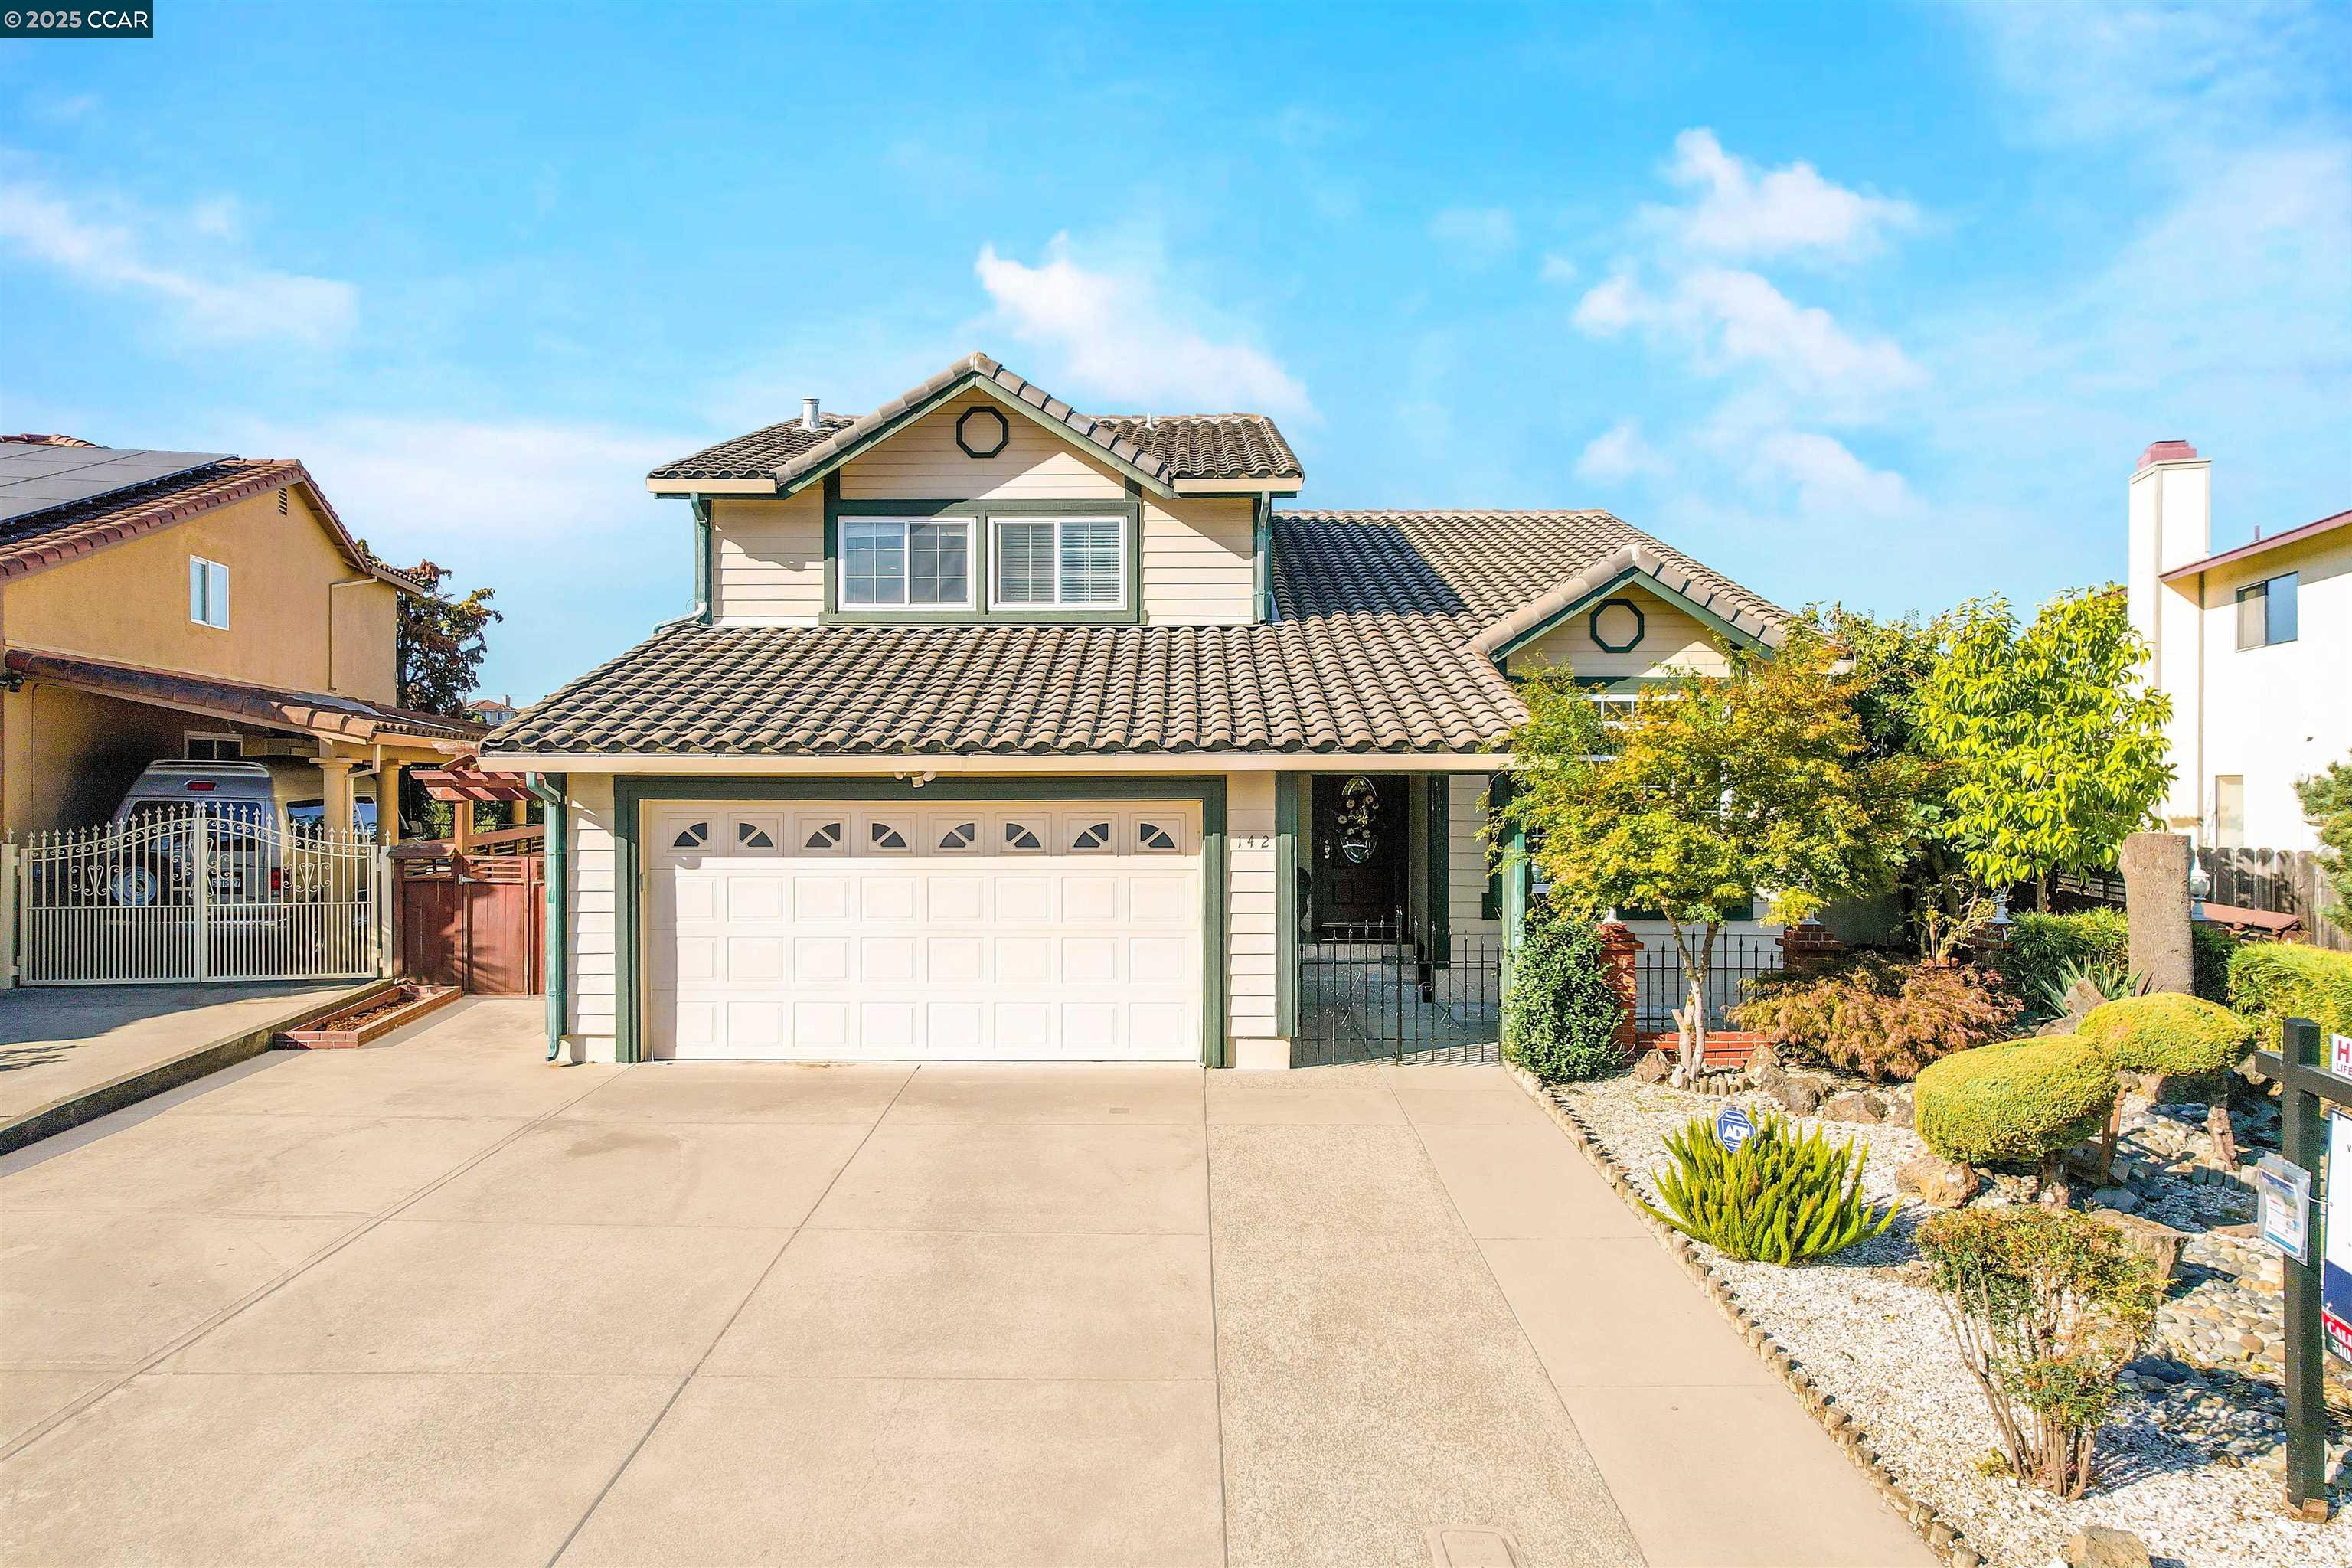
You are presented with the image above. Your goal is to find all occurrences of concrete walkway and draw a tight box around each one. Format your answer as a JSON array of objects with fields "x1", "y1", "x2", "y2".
[
  {"x1": 0, "y1": 982, "x2": 363, "y2": 1152},
  {"x1": 0, "y1": 1000, "x2": 1930, "y2": 1566}
]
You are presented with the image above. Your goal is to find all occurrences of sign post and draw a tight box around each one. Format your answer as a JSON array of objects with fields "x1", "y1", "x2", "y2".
[{"x1": 2253, "y1": 1018, "x2": 2349, "y2": 1522}]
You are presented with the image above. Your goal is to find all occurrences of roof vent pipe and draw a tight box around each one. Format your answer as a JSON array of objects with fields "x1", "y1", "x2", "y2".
[{"x1": 801, "y1": 397, "x2": 821, "y2": 433}]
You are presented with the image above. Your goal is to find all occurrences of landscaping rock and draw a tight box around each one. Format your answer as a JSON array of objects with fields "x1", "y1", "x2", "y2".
[
  {"x1": 1821, "y1": 1090, "x2": 1882, "y2": 1124},
  {"x1": 2094, "y1": 1209, "x2": 2187, "y2": 1283},
  {"x1": 1632, "y1": 1049, "x2": 1675, "y2": 1085},
  {"x1": 1766, "y1": 1076, "x2": 1821, "y2": 1116},
  {"x1": 2090, "y1": 1184, "x2": 2141, "y2": 1214},
  {"x1": 1896, "y1": 1155, "x2": 1978, "y2": 1209},
  {"x1": 2063, "y1": 1524, "x2": 2152, "y2": 1568},
  {"x1": 1743, "y1": 1040, "x2": 1783, "y2": 1085}
]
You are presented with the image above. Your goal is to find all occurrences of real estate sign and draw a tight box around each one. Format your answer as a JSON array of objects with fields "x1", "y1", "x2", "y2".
[{"x1": 2326, "y1": 1108, "x2": 2351, "y2": 1364}]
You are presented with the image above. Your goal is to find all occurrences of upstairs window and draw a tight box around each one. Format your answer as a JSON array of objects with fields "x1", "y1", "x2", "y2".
[
  {"x1": 841, "y1": 518, "x2": 972, "y2": 609},
  {"x1": 993, "y1": 517, "x2": 1125, "y2": 609},
  {"x1": 189, "y1": 557, "x2": 230, "y2": 629},
  {"x1": 2236, "y1": 572, "x2": 2298, "y2": 648}
]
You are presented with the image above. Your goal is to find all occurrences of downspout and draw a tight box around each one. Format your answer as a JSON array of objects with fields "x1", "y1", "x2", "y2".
[
  {"x1": 526, "y1": 771, "x2": 569, "y2": 1062},
  {"x1": 691, "y1": 496, "x2": 714, "y2": 626}
]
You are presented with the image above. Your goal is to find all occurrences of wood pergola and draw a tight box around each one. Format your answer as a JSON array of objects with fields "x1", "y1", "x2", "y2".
[{"x1": 408, "y1": 759, "x2": 541, "y2": 854}]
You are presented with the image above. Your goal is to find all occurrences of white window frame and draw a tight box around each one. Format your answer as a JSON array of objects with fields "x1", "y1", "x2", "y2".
[
  {"x1": 989, "y1": 515, "x2": 1128, "y2": 610},
  {"x1": 189, "y1": 556, "x2": 230, "y2": 629},
  {"x1": 838, "y1": 516, "x2": 975, "y2": 611}
]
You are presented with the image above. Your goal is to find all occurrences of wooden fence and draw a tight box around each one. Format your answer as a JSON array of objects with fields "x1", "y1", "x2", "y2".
[
  {"x1": 392, "y1": 848, "x2": 544, "y2": 994},
  {"x1": 2205, "y1": 847, "x2": 2348, "y2": 952}
]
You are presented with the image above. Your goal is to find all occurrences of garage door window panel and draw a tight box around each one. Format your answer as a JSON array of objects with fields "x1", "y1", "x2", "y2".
[
  {"x1": 798, "y1": 817, "x2": 845, "y2": 854},
  {"x1": 932, "y1": 818, "x2": 979, "y2": 853},
  {"x1": 1001, "y1": 819, "x2": 1045, "y2": 852}
]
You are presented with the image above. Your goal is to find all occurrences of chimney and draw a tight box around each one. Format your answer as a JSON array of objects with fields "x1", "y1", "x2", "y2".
[
  {"x1": 2125, "y1": 437, "x2": 2210, "y2": 837},
  {"x1": 801, "y1": 397, "x2": 821, "y2": 433}
]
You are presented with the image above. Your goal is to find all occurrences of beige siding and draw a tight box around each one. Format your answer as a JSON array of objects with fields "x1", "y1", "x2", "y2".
[
  {"x1": 1513, "y1": 586, "x2": 1731, "y2": 679},
  {"x1": 567, "y1": 773, "x2": 619, "y2": 1063},
  {"x1": 838, "y1": 390, "x2": 1126, "y2": 501},
  {"x1": 1449, "y1": 773, "x2": 1501, "y2": 942},
  {"x1": 1142, "y1": 495, "x2": 1255, "y2": 624},
  {"x1": 711, "y1": 492, "x2": 825, "y2": 626},
  {"x1": 1227, "y1": 772, "x2": 1281, "y2": 1047}
]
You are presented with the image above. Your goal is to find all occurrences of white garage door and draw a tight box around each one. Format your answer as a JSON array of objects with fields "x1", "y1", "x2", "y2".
[{"x1": 647, "y1": 800, "x2": 1203, "y2": 1061}]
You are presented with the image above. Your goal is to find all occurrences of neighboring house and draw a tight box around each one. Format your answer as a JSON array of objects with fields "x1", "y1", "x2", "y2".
[
  {"x1": 2126, "y1": 439, "x2": 2349, "y2": 853},
  {"x1": 0, "y1": 436, "x2": 483, "y2": 841},
  {"x1": 465, "y1": 694, "x2": 524, "y2": 728},
  {"x1": 482, "y1": 353, "x2": 1792, "y2": 1068}
]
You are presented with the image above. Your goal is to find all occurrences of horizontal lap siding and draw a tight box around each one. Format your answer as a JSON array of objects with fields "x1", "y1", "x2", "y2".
[
  {"x1": 1142, "y1": 496, "x2": 1254, "y2": 625},
  {"x1": 1449, "y1": 773, "x2": 1500, "y2": 942},
  {"x1": 567, "y1": 773, "x2": 619, "y2": 1062},
  {"x1": 1514, "y1": 587, "x2": 1730, "y2": 679},
  {"x1": 839, "y1": 392, "x2": 1126, "y2": 501},
  {"x1": 1227, "y1": 773, "x2": 1279, "y2": 1040},
  {"x1": 713, "y1": 494, "x2": 823, "y2": 626}
]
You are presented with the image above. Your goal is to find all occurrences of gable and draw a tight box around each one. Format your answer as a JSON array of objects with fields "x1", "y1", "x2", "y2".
[
  {"x1": 838, "y1": 390, "x2": 1129, "y2": 502},
  {"x1": 1504, "y1": 583, "x2": 1740, "y2": 680}
]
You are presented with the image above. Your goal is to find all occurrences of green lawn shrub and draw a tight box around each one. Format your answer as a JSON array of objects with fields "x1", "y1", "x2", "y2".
[
  {"x1": 2076, "y1": 993, "x2": 2252, "y2": 1077},
  {"x1": 1913, "y1": 1037, "x2": 2117, "y2": 1166},
  {"x1": 1645, "y1": 1109, "x2": 1895, "y2": 1264},
  {"x1": 1502, "y1": 900, "x2": 1627, "y2": 1083},
  {"x1": 1733, "y1": 954, "x2": 2019, "y2": 1082},
  {"x1": 2190, "y1": 923, "x2": 2239, "y2": 1004},
  {"x1": 1997, "y1": 910, "x2": 2129, "y2": 1016},
  {"x1": 2226, "y1": 941, "x2": 2352, "y2": 1047},
  {"x1": 1916, "y1": 1207, "x2": 2161, "y2": 1498}
]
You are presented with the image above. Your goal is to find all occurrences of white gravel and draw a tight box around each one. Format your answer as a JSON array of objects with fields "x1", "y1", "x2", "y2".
[{"x1": 1555, "y1": 1074, "x2": 2352, "y2": 1568}]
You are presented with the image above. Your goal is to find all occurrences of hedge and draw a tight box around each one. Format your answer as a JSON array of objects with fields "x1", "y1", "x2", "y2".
[
  {"x1": 2077, "y1": 993, "x2": 2252, "y2": 1077},
  {"x1": 1914, "y1": 1036, "x2": 2118, "y2": 1166},
  {"x1": 1999, "y1": 910, "x2": 2128, "y2": 1011},
  {"x1": 2226, "y1": 942, "x2": 2352, "y2": 1047},
  {"x1": 1502, "y1": 901, "x2": 1628, "y2": 1083}
]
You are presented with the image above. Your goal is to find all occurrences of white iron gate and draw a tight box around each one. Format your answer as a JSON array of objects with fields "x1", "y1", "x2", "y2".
[{"x1": 13, "y1": 803, "x2": 384, "y2": 985}]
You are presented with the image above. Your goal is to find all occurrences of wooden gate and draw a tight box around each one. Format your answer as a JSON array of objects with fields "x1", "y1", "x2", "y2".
[{"x1": 393, "y1": 848, "x2": 543, "y2": 995}]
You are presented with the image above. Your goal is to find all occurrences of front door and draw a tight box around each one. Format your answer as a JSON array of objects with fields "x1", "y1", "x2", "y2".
[{"x1": 1311, "y1": 773, "x2": 1406, "y2": 933}]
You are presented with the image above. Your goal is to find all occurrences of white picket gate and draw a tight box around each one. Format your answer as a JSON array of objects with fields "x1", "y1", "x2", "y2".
[{"x1": 11, "y1": 804, "x2": 385, "y2": 985}]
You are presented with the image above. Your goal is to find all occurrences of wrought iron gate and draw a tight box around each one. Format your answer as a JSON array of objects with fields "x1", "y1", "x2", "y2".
[
  {"x1": 1298, "y1": 924, "x2": 1503, "y2": 1067},
  {"x1": 14, "y1": 804, "x2": 384, "y2": 985}
]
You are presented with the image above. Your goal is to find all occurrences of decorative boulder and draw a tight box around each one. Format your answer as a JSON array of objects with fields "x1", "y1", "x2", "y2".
[
  {"x1": 1913, "y1": 1037, "x2": 2118, "y2": 1167},
  {"x1": 2063, "y1": 1524, "x2": 2153, "y2": 1568},
  {"x1": 1632, "y1": 1049, "x2": 1675, "y2": 1085},
  {"x1": 2092, "y1": 1210, "x2": 2186, "y2": 1284},
  {"x1": 1821, "y1": 1090, "x2": 1883, "y2": 1124},
  {"x1": 1766, "y1": 1076, "x2": 1821, "y2": 1116},
  {"x1": 1896, "y1": 1155, "x2": 1978, "y2": 1209},
  {"x1": 1743, "y1": 1040, "x2": 1784, "y2": 1085}
]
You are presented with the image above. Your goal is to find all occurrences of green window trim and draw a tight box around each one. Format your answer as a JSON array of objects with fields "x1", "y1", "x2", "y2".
[
  {"x1": 611, "y1": 774, "x2": 1228, "y2": 1067},
  {"x1": 821, "y1": 488, "x2": 1146, "y2": 626},
  {"x1": 1426, "y1": 774, "x2": 1450, "y2": 959}
]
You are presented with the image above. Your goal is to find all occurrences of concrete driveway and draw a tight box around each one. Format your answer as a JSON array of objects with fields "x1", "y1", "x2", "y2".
[{"x1": 0, "y1": 1000, "x2": 1929, "y2": 1567}]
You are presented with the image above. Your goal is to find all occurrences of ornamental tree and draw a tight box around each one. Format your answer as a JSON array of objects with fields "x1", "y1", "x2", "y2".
[
  {"x1": 365, "y1": 550, "x2": 501, "y2": 717},
  {"x1": 1498, "y1": 632, "x2": 1912, "y2": 1080},
  {"x1": 1916, "y1": 588, "x2": 2172, "y2": 910},
  {"x1": 2295, "y1": 754, "x2": 2352, "y2": 932}
]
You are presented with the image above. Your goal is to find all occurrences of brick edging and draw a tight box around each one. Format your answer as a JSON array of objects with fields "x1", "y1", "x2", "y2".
[{"x1": 1504, "y1": 1061, "x2": 1981, "y2": 1568}]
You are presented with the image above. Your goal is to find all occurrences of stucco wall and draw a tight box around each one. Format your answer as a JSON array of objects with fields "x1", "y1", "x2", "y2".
[
  {"x1": 2, "y1": 485, "x2": 398, "y2": 702},
  {"x1": 1, "y1": 684, "x2": 185, "y2": 836}
]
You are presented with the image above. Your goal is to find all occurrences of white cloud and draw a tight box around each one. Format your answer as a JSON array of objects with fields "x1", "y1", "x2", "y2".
[
  {"x1": 974, "y1": 235, "x2": 1312, "y2": 418},
  {"x1": 0, "y1": 178, "x2": 355, "y2": 349},
  {"x1": 1537, "y1": 253, "x2": 1579, "y2": 286},
  {"x1": 1427, "y1": 206, "x2": 1518, "y2": 268},
  {"x1": 1752, "y1": 430, "x2": 1913, "y2": 519},
  {"x1": 231, "y1": 413, "x2": 688, "y2": 553},
  {"x1": 27, "y1": 90, "x2": 100, "y2": 123},
  {"x1": 1575, "y1": 419, "x2": 1664, "y2": 483},
  {"x1": 1574, "y1": 265, "x2": 1922, "y2": 404},
  {"x1": 1646, "y1": 128, "x2": 1916, "y2": 262}
]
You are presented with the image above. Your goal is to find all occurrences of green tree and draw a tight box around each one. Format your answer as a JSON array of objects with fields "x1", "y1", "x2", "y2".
[
  {"x1": 1498, "y1": 633, "x2": 1910, "y2": 1080},
  {"x1": 1916, "y1": 588, "x2": 2172, "y2": 910},
  {"x1": 2297, "y1": 755, "x2": 2352, "y2": 931},
  {"x1": 371, "y1": 553, "x2": 501, "y2": 717}
]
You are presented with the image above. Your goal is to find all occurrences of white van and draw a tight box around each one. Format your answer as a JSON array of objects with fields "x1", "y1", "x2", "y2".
[{"x1": 98, "y1": 760, "x2": 379, "y2": 906}]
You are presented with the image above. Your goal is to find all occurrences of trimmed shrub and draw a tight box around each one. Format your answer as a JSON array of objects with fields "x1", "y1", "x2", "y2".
[
  {"x1": 1916, "y1": 1207, "x2": 2161, "y2": 1498},
  {"x1": 1733, "y1": 954, "x2": 2020, "y2": 1082},
  {"x1": 2226, "y1": 941, "x2": 2352, "y2": 1047},
  {"x1": 2077, "y1": 993, "x2": 2252, "y2": 1077},
  {"x1": 1645, "y1": 1109, "x2": 1896, "y2": 1264},
  {"x1": 1502, "y1": 901, "x2": 1627, "y2": 1083},
  {"x1": 1913, "y1": 1037, "x2": 2118, "y2": 1166},
  {"x1": 2190, "y1": 923, "x2": 2239, "y2": 1004},
  {"x1": 1997, "y1": 910, "x2": 2128, "y2": 1016}
]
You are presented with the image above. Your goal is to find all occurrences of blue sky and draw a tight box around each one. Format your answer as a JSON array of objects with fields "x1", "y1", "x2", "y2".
[{"x1": 4, "y1": 2, "x2": 2347, "y2": 704}]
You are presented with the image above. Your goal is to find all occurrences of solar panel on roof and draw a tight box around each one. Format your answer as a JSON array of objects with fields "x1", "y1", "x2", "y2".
[{"x1": 0, "y1": 445, "x2": 233, "y2": 524}]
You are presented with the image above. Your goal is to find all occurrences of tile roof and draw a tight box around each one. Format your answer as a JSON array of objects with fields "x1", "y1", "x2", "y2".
[
  {"x1": 1272, "y1": 510, "x2": 1792, "y2": 634},
  {"x1": 0, "y1": 456, "x2": 427, "y2": 594},
  {"x1": 647, "y1": 353, "x2": 1302, "y2": 490},
  {"x1": 3, "y1": 648, "x2": 487, "y2": 746},
  {"x1": 485, "y1": 617, "x2": 1518, "y2": 757}
]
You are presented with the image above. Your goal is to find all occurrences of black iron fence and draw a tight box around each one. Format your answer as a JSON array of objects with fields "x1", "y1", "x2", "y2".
[
  {"x1": 1297, "y1": 926, "x2": 1504, "y2": 1068},
  {"x1": 1632, "y1": 933, "x2": 1784, "y2": 1034}
]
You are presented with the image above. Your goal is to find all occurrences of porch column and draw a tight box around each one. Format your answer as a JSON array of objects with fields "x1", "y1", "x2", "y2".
[
  {"x1": 312, "y1": 756, "x2": 358, "y2": 837},
  {"x1": 376, "y1": 760, "x2": 404, "y2": 844}
]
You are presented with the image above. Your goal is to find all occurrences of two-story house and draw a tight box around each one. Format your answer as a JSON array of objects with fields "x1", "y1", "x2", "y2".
[
  {"x1": 481, "y1": 354, "x2": 1793, "y2": 1069},
  {"x1": 2126, "y1": 439, "x2": 2349, "y2": 853},
  {"x1": 0, "y1": 436, "x2": 482, "y2": 841}
]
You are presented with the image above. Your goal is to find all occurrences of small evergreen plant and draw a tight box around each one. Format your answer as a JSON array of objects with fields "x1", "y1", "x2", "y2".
[
  {"x1": 1502, "y1": 900, "x2": 1627, "y2": 1083},
  {"x1": 1645, "y1": 1109, "x2": 1896, "y2": 1264}
]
